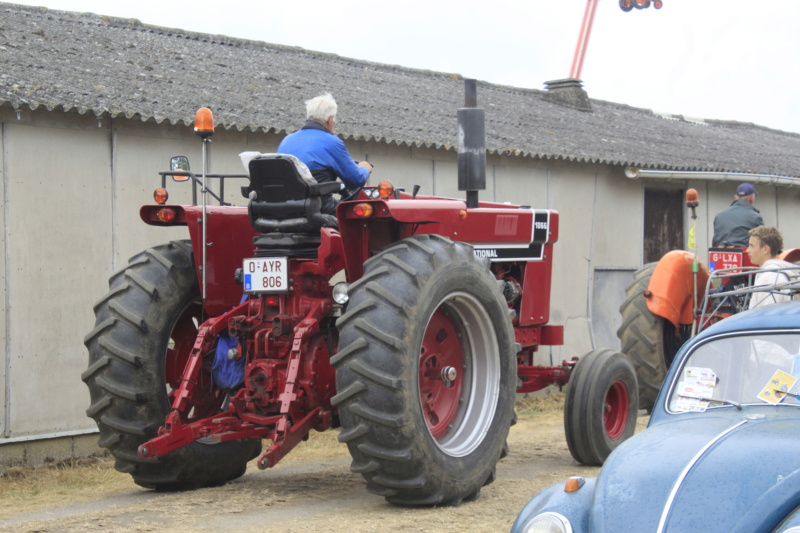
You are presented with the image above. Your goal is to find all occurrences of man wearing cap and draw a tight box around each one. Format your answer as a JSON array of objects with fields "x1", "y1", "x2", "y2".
[{"x1": 712, "y1": 182, "x2": 764, "y2": 247}]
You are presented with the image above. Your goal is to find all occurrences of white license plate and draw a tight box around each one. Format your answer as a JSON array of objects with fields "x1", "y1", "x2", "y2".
[{"x1": 243, "y1": 257, "x2": 288, "y2": 293}]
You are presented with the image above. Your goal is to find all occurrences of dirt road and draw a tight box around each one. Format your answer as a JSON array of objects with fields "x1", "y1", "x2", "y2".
[{"x1": 0, "y1": 399, "x2": 643, "y2": 533}]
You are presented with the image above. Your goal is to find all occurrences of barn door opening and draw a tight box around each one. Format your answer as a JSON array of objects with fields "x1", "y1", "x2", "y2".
[{"x1": 644, "y1": 187, "x2": 684, "y2": 263}]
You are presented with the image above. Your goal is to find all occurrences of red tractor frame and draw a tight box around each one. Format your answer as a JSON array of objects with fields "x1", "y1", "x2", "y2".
[{"x1": 83, "y1": 83, "x2": 637, "y2": 506}]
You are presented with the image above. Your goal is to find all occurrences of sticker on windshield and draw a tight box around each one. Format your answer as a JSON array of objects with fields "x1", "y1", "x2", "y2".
[
  {"x1": 678, "y1": 367, "x2": 717, "y2": 398},
  {"x1": 674, "y1": 367, "x2": 717, "y2": 412},
  {"x1": 758, "y1": 370, "x2": 798, "y2": 405},
  {"x1": 674, "y1": 396, "x2": 710, "y2": 413}
]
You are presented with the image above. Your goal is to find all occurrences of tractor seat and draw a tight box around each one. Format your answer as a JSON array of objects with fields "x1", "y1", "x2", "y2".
[{"x1": 240, "y1": 152, "x2": 340, "y2": 233}]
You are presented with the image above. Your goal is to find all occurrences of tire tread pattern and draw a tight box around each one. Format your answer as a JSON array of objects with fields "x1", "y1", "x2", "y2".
[
  {"x1": 616, "y1": 262, "x2": 667, "y2": 411},
  {"x1": 564, "y1": 348, "x2": 638, "y2": 466},
  {"x1": 334, "y1": 235, "x2": 515, "y2": 506},
  {"x1": 83, "y1": 240, "x2": 260, "y2": 490}
]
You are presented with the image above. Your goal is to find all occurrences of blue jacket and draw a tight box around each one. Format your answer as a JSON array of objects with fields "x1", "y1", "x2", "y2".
[
  {"x1": 278, "y1": 121, "x2": 369, "y2": 213},
  {"x1": 712, "y1": 199, "x2": 764, "y2": 247}
]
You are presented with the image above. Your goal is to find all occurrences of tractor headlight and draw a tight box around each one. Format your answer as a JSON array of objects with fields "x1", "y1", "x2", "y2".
[
  {"x1": 332, "y1": 282, "x2": 350, "y2": 305},
  {"x1": 522, "y1": 512, "x2": 573, "y2": 533}
]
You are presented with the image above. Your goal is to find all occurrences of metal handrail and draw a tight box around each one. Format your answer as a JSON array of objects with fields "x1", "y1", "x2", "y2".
[
  {"x1": 159, "y1": 171, "x2": 249, "y2": 206},
  {"x1": 698, "y1": 266, "x2": 800, "y2": 332}
]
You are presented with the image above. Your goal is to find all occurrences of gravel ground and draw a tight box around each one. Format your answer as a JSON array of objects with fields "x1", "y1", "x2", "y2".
[{"x1": 0, "y1": 399, "x2": 647, "y2": 533}]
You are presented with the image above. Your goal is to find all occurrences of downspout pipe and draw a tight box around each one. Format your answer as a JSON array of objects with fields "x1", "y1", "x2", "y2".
[{"x1": 624, "y1": 167, "x2": 800, "y2": 188}]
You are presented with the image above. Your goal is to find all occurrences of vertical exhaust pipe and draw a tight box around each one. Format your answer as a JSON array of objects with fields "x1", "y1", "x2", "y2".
[{"x1": 457, "y1": 79, "x2": 486, "y2": 209}]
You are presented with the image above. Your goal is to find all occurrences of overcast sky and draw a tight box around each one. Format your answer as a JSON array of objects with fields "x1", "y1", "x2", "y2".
[{"x1": 10, "y1": 0, "x2": 800, "y2": 133}]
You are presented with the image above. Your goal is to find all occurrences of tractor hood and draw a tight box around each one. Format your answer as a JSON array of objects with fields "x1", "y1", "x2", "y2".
[{"x1": 591, "y1": 410, "x2": 800, "y2": 532}]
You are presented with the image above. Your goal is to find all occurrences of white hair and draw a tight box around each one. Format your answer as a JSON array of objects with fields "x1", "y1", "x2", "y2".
[{"x1": 305, "y1": 93, "x2": 338, "y2": 122}]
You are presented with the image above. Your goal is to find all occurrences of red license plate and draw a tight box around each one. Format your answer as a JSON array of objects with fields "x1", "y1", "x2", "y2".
[{"x1": 708, "y1": 249, "x2": 743, "y2": 273}]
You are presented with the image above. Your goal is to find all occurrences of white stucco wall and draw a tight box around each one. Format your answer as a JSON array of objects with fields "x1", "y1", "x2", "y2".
[{"x1": 3, "y1": 114, "x2": 113, "y2": 437}]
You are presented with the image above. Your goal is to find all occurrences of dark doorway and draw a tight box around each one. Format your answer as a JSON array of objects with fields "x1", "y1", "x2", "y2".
[{"x1": 644, "y1": 188, "x2": 684, "y2": 263}]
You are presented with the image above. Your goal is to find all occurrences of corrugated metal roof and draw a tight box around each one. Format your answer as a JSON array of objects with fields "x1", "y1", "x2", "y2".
[{"x1": 2, "y1": 2, "x2": 799, "y2": 177}]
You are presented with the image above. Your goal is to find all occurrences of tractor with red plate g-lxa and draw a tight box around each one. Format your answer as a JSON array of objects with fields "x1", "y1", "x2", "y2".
[{"x1": 618, "y1": 188, "x2": 800, "y2": 410}]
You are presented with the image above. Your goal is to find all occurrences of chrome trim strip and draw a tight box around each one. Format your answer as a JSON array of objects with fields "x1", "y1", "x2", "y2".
[{"x1": 656, "y1": 420, "x2": 748, "y2": 533}]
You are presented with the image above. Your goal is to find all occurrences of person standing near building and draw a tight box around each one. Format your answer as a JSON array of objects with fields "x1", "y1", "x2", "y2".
[
  {"x1": 746, "y1": 226, "x2": 799, "y2": 309},
  {"x1": 712, "y1": 182, "x2": 764, "y2": 247},
  {"x1": 278, "y1": 93, "x2": 372, "y2": 215}
]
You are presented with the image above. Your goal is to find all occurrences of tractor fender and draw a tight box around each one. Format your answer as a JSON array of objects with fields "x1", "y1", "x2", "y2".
[
  {"x1": 779, "y1": 248, "x2": 800, "y2": 264},
  {"x1": 381, "y1": 198, "x2": 467, "y2": 225},
  {"x1": 140, "y1": 204, "x2": 257, "y2": 316},
  {"x1": 646, "y1": 250, "x2": 709, "y2": 328}
]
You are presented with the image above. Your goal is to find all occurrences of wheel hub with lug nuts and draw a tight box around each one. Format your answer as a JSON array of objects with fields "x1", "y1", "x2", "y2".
[{"x1": 441, "y1": 366, "x2": 457, "y2": 382}]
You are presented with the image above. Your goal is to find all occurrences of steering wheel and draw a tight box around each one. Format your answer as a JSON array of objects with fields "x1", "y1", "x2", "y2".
[
  {"x1": 338, "y1": 160, "x2": 372, "y2": 202},
  {"x1": 338, "y1": 182, "x2": 364, "y2": 203}
]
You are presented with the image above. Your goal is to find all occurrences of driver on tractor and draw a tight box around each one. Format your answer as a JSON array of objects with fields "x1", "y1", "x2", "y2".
[
  {"x1": 712, "y1": 182, "x2": 764, "y2": 247},
  {"x1": 278, "y1": 92, "x2": 373, "y2": 215}
]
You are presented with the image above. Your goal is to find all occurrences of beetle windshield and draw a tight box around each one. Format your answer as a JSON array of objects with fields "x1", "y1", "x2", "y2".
[{"x1": 668, "y1": 332, "x2": 800, "y2": 412}]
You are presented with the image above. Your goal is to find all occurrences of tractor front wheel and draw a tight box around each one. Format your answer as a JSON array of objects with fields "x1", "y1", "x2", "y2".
[
  {"x1": 333, "y1": 235, "x2": 516, "y2": 506},
  {"x1": 564, "y1": 348, "x2": 638, "y2": 466},
  {"x1": 82, "y1": 241, "x2": 260, "y2": 490}
]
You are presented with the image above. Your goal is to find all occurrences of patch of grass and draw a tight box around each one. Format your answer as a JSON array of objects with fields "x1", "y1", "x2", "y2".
[
  {"x1": 0, "y1": 457, "x2": 137, "y2": 520},
  {"x1": 280, "y1": 427, "x2": 349, "y2": 464},
  {"x1": 515, "y1": 392, "x2": 565, "y2": 418}
]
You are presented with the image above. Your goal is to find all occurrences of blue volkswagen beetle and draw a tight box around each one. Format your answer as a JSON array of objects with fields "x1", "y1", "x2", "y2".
[{"x1": 512, "y1": 301, "x2": 800, "y2": 533}]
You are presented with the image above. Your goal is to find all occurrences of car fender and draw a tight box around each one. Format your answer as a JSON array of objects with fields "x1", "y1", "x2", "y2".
[
  {"x1": 768, "y1": 495, "x2": 800, "y2": 532},
  {"x1": 510, "y1": 478, "x2": 595, "y2": 533},
  {"x1": 729, "y1": 467, "x2": 800, "y2": 533}
]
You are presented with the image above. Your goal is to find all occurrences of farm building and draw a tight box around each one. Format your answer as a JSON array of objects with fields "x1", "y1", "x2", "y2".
[{"x1": 1, "y1": 2, "x2": 799, "y2": 467}]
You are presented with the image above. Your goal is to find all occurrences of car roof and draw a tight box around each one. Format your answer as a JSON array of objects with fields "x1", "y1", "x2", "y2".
[{"x1": 694, "y1": 301, "x2": 800, "y2": 341}]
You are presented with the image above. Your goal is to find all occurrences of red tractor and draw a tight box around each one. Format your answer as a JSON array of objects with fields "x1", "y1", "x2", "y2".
[
  {"x1": 618, "y1": 189, "x2": 800, "y2": 410},
  {"x1": 82, "y1": 82, "x2": 638, "y2": 506}
]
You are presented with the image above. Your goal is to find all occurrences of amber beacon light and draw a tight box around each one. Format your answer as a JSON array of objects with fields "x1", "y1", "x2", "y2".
[
  {"x1": 194, "y1": 107, "x2": 215, "y2": 138},
  {"x1": 685, "y1": 188, "x2": 699, "y2": 207}
]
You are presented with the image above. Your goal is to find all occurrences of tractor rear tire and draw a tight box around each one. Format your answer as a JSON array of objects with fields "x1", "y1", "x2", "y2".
[
  {"x1": 564, "y1": 348, "x2": 638, "y2": 466},
  {"x1": 82, "y1": 241, "x2": 260, "y2": 490},
  {"x1": 333, "y1": 235, "x2": 516, "y2": 506},
  {"x1": 617, "y1": 262, "x2": 688, "y2": 412}
]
